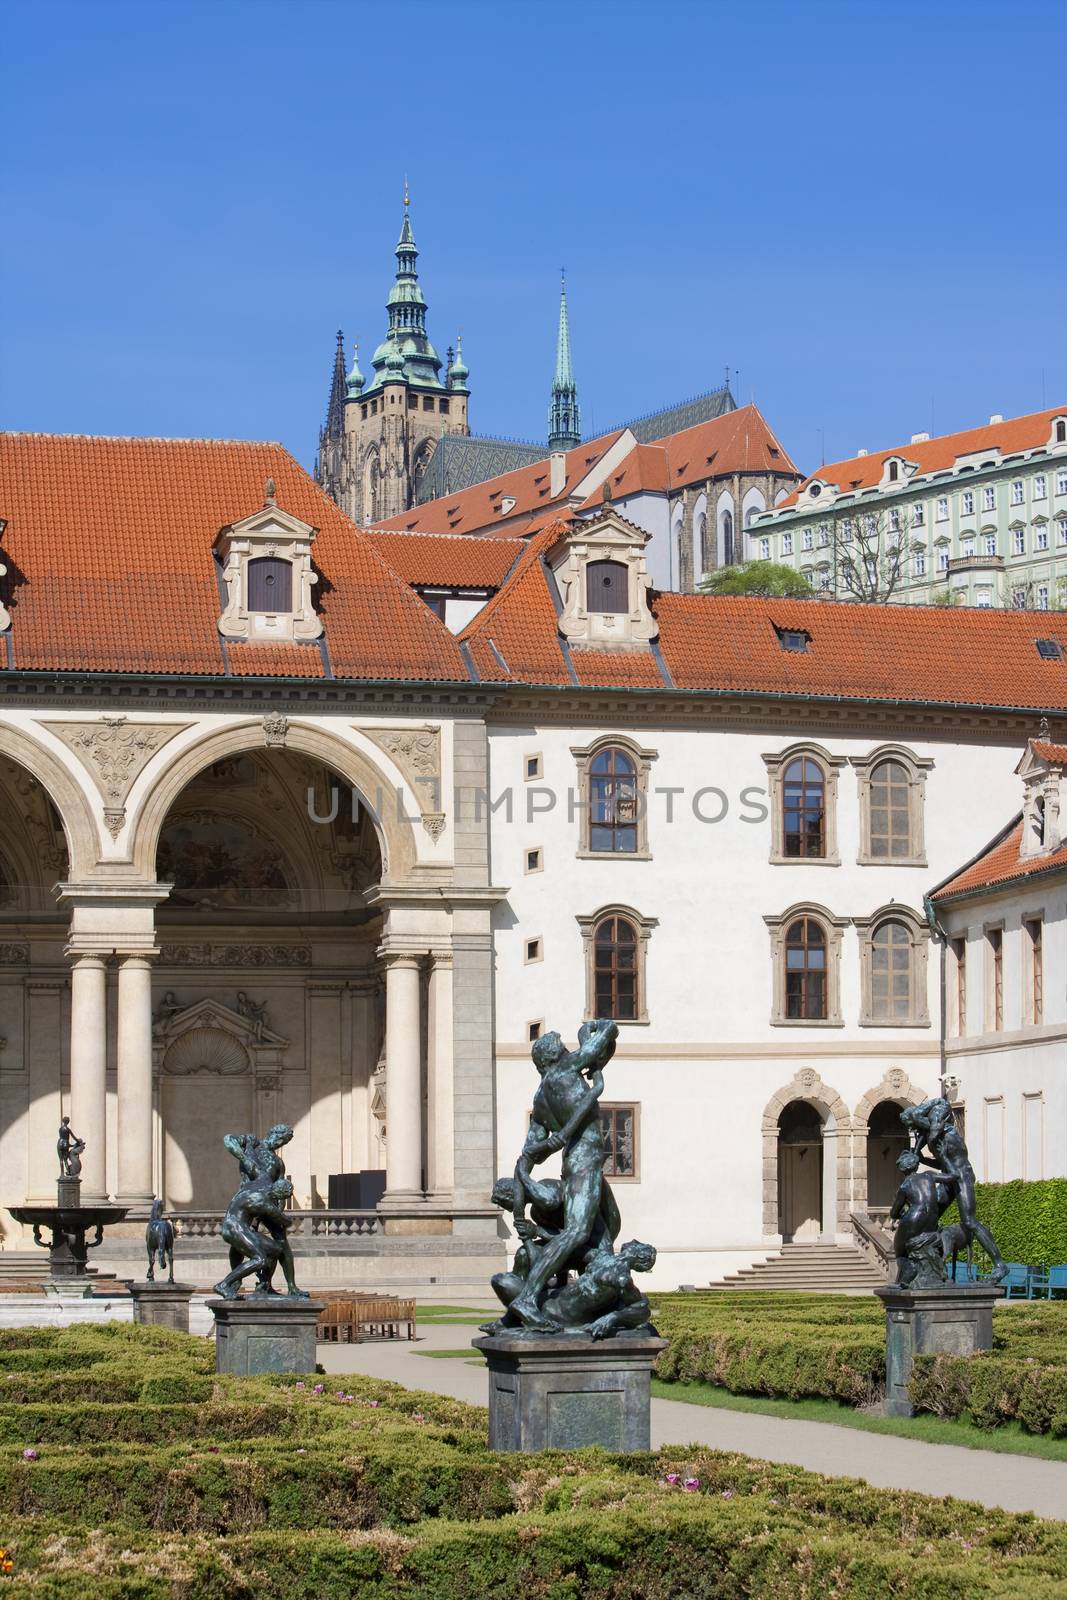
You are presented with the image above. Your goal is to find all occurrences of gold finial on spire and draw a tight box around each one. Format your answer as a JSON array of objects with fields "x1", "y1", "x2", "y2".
[{"x1": 403, "y1": 175, "x2": 410, "y2": 208}]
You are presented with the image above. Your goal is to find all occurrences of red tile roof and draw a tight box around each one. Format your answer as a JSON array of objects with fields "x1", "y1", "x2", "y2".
[
  {"x1": 1032, "y1": 740, "x2": 1067, "y2": 765},
  {"x1": 363, "y1": 529, "x2": 525, "y2": 589},
  {"x1": 776, "y1": 407, "x2": 1066, "y2": 510},
  {"x1": 0, "y1": 434, "x2": 469, "y2": 681},
  {"x1": 931, "y1": 818, "x2": 1067, "y2": 901}
]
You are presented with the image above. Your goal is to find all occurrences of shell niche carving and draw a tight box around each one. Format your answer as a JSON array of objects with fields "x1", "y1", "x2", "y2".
[{"x1": 163, "y1": 1027, "x2": 249, "y2": 1077}]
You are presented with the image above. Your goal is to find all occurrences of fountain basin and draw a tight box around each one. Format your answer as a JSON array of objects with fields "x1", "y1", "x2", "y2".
[{"x1": 9, "y1": 1203, "x2": 131, "y2": 1283}]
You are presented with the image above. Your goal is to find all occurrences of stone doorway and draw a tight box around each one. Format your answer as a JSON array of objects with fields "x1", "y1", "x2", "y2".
[
  {"x1": 777, "y1": 1100, "x2": 824, "y2": 1240},
  {"x1": 866, "y1": 1099, "x2": 910, "y2": 1214}
]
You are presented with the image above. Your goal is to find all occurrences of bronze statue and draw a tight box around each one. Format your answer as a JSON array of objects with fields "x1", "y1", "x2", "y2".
[
  {"x1": 901, "y1": 1097, "x2": 1008, "y2": 1284},
  {"x1": 889, "y1": 1150, "x2": 957, "y2": 1288},
  {"x1": 145, "y1": 1198, "x2": 175, "y2": 1283},
  {"x1": 212, "y1": 1125, "x2": 307, "y2": 1300},
  {"x1": 482, "y1": 1017, "x2": 657, "y2": 1339},
  {"x1": 56, "y1": 1117, "x2": 85, "y2": 1179}
]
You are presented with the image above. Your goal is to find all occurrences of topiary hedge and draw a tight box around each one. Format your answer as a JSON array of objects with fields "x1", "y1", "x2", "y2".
[{"x1": 941, "y1": 1178, "x2": 1067, "y2": 1270}]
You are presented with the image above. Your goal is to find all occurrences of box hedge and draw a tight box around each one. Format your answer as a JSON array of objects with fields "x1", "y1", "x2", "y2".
[{"x1": 940, "y1": 1177, "x2": 1067, "y2": 1270}]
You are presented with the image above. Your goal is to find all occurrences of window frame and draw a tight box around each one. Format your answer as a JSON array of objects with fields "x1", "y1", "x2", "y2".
[
  {"x1": 1023, "y1": 915, "x2": 1044, "y2": 1026},
  {"x1": 762, "y1": 743, "x2": 845, "y2": 866},
  {"x1": 765, "y1": 903, "x2": 847, "y2": 1027},
  {"x1": 854, "y1": 905, "x2": 931, "y2": 1028},
  {"x1": 850, "y1": 744, "x2": 932, "y2": 867},
  {"x1": 577, "y1": 904, "x2": 657, "y2": 1025},
  {"x1": 985, "y1": 924, "x2": 1004, "y2": 1031},
  {"x1": 599, "y1": 1101, "x2": 640, "y2": 1181},
  {"x1": 950, "y1": 935, "x2": 967, "y2": 1036},
  {"x1": 571, "y1": 735, "x2": 657, "y2": 860}
]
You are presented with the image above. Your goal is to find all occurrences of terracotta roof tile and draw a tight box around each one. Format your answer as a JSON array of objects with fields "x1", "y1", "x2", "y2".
[
  {"x1": 569, "y1": 649, "x2": 666, "y2": 688},
  {"x1": 0, "y1": 433, "x2": 469, "y2": 682},
  {"x1": 931, "y1": 818, "x2": 1067, "y2": 900},
  {"x1": 227, "y1": 643, "x2": 325, "y2": 678},
  {"x1": 776, "y1": 407, "x2": 1066, "y2": 510},
  {"x1": 1032, "y1": 740, "x2": 1067, "y2": 765},
  {"x1": 362, "y1": 529, "x2": 525, "y2": 589}
]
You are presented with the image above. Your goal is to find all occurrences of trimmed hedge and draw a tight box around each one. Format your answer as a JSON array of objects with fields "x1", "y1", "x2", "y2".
[
  {"x1": 2, "y1": 1322, "x2": 1067, "y2": 1597},
  {"x1": 941, "y1": 1178, "x2": 1067, "y2": 1271},
  {"x1": 651, "y1": 1292, "x2": 1067, "y2": 1432}
]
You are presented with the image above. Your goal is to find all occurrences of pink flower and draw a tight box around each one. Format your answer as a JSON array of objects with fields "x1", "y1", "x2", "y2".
[
  {"x1": 294, "y1": 1382, "x2": 305, "y2": 1390},
  {"x1": 720, "y1": 1489, "x2": 733, "y2": 1499},
  {"x1": 22, "y1": 1449, "x2": 38, "y2": 1461},
  {"x1": 664, "y1": 1472, "x2": 681, "y2": 1485},
  {"x1": 367, "y1": 1399, "x2": 379, "y2": 1408},
  {"x1": 683, "y1": 1477, "x2": 701, "y2": 1492},
  {"x1": 413, "y1": 1413, "x2": 425, "y2": 1422},
  {"x1": 312, "y1": 1383, "x2": 325, "y2": 1394}
]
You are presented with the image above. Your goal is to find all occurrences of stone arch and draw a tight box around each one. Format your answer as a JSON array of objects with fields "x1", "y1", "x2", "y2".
[
  {"x1": 761, "y1": 1069, "x2": 852, "y2": 1238},
  {"x1": 851, "y1": 1066, "x2": 930, "y2": 1216},
  {"x1": 126, "y1": 720, "x2": 420, "y2": 887},
  {"x1": 0, "y1": 721, "x2": 102, "y2": 878}
]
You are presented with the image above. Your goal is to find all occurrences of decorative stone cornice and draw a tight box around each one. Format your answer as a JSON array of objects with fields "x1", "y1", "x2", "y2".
[{"x1": 44, "y1": 717, "x2": 188, "y2": 838}]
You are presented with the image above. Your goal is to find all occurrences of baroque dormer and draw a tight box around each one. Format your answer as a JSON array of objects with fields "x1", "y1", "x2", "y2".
[
  {"x1": 796, "y1": 476, "x2": 840, "y2": 510},
  {"x1": 551, "y1": 509, "x2": 657, "y2": 650},
  {"x1": 215, "y1": 485, "x2": 322, "y2": 643},
  {"x1": 1016, "y1": 736, "x2": 1064, "y2": 858}
]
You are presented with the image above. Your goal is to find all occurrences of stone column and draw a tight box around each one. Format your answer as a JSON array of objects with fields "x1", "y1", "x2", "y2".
[
  {"x1": 116, "y1": 954, "x2": 156, "y2": 1211},
  {"x1": 26, "y1": 980, "x2": 65, "y2": 1203},
  {"x1": 381, "y1": 953, "x2": 424, "y2": 1204},
  {"x1": 426, "y1": 951, "x2": 455, "y2": 1201},
  {"x1": 68, "y1": 954, "x2": 108, "y2": 1202}
]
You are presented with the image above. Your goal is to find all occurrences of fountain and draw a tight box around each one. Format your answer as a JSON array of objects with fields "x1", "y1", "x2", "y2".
[{"x1": 7, "y1": 1122, "x2": 130, "y2": 1295}]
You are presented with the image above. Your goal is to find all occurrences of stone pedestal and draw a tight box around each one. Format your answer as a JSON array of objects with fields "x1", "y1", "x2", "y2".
[
  {"x1": 130, "y1": 1282, "x2": 196, "y2": 1332},
  {"x1": 875, "y1": 1282, "x2": 1005, "y2": 1417},
  {"x1": 207, "y1": 1297, "x2": 324, "y2": 1376},
  {"x1": 56, "y1": 1177, "x2": 81, "y2": 1209},
  {"x1": 472, "y1": 1333, "x2": 666, "y2": 1452}
]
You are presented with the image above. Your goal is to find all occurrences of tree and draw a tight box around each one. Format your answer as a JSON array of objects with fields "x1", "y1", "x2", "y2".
[
  {"x1": 699, "y1": 560, "x2": 814, "y2": 599},
  {"x1": 826, "y1": 504, "x2": 908, "y2": 603}
]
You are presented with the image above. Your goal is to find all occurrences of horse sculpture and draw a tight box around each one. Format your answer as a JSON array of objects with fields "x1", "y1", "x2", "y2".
[{"x1": 145, "y1": 1199, "x2": 175, "y2": 1284}]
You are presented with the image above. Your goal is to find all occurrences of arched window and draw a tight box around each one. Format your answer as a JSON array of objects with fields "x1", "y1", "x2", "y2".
[
  {"x1": 696, "y1": 512, "x2": 709, "y2": 573},
  {"x1": 868, "y1": 759, "x2": 911, "y2": 858},
  {"x1": 247, "y1": 557, "x2": 292, "y2": 612},
  {"x1": 782, "y1": 757, "x2": 825, "y2": 858},
  {"x1": 1056, "y1": 419, "x2": 1066, "y2": 444},
  {"x1": 888, "y1": 460, "x2": 899, "y2": 482},
  {"x1": 721, "y1": 509, "x2": 734, "y2": 567},
  {"x1": 594, "y1": 914, "x2": 639, "y2": 1019},
  {"x1": 589, "y1": 746, "x2": 638, "y2": 853},
  {"x1": 586, "y1": 560, "x2": 628, "y2": 613},
  {"x1": 784, "y1": 917, "x2": 827, "y2": 1019},
  {"x1": 870, "y1": 919, "x2": 912, "y2": 1021}
]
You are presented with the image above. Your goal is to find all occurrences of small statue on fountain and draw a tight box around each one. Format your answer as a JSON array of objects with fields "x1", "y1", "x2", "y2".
[
  {"x1": 145, "y1": 1198, "x2": 175, "y2": 1283},
  {"x1": 57, "y1": 1117, "x2": 85, "y2": 1180}
]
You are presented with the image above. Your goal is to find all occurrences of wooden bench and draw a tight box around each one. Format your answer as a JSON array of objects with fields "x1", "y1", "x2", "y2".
[{"x1": 317, "y1": 1294, "x2": 415, "y2": 1343}]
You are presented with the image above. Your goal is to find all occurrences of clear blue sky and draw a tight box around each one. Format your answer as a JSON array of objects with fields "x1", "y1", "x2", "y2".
[{"x1": 3, "y1": 0, "x2": 1064, "y2": 479}]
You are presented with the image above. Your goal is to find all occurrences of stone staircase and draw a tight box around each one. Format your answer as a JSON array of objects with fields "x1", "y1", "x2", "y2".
[{"x1": 713, "y1": 1242, "x2": 887, "y2": 1293}]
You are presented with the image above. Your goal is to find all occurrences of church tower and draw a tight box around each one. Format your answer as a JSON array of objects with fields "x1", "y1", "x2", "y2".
[
  {"x1": 316, "y1": 193, "x2": 470, "y2": 524},
  {"x1": 547, "y1": 272, "x2": 581, "y2": 452}
]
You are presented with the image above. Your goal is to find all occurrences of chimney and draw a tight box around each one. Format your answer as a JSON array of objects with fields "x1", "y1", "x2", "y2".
[
  {"x1": 550, "y1": 451, "x2": 566, "y2": 498},
  {"x1": 989, "y1": 413, "x2": 1003, "y2": 425},
  {"x1": 856, "y1": 448, "x2": 868, "y2": 457},
  {"x1": 910, "y1": 432, "x2": 930, "y2": 444}
]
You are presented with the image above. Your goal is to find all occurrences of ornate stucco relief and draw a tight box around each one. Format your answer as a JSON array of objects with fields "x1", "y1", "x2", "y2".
[
  {"x1": 363, "y1": 726, "x2": 445, "y2": 838},
  {"x1": 45, "y1": 717, "x2": 189, "y2": 838}
]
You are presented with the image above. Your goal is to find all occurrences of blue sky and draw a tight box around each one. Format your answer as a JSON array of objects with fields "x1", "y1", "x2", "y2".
[{"x1": 3, "y1": 0, "x2": 1064, "y2": 479}]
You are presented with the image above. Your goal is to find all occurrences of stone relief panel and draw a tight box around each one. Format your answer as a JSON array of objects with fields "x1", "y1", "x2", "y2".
[
  {"x1": 364, "y1": 725, "x2": 444, "y2": 838},
  {"x1": 45, "y1": 717, "x2": 188, "y2": 838},
  {"x1": 158, "y1": 944, "x2": 312, "y2": 967}
]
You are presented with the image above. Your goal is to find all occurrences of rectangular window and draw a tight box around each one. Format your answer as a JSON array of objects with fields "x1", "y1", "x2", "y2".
[
  {"x1": 524, "y1": 937, "x2": 543, "y2": 964},
  {"x1": 759, "y1": 537, "x2": 770, "y2": 560},
  {"x1": 1011, "y1": 480, "x2": 1024, "y2": 505},
  {"x1": 937, "y1": 546, "x2": 949, "y2": 572},
  {"x1": 1038, "y1": 584, "x2": 1050, "y2": 610},
  {"x1": 961, "y1": 491, "x2": 974, "y2": 516},
  {"x1": 961, "y1": 535, "x2": 976, "y2": 558},
  {"x1": 782, "y1": 531, "x2": 794, "y2": 555},
  {"x1": 841, "y1": 519, "x2": 854, "y2": 544},
  {"x1": 1013, "y1": 528, "x2": 1026, "y2": 555},
  {"x1": 1036, "y1": 525, "x2": 1049, "y2": 551},
  {"x1": 983, "y1": 485, "x2": 996, "y2": 511},
  {"x1": 1012, "y1": 588, "x2": 1027, "y2": 608},
  {"x1": 1035, "y1": 474, "x2": 1047, "y2": 500},
  {"x1": 913, "y1": 550, "x2": 926, "y2": 577},
  {"x1": 889, "y1": 508, "x2": 901, "y2": 532},
  {"x1": 524, "y1": 753, "x2": 542, "y2": 781},
  {"x1": 976, "y1": 588, "x2": 993, "y2": 607},
  {"x1": 802, "y1": 528, "x2": 814, "y2": 551},
  {"x1": 952, "y1": 936, "x2": 967, "y2": 1035},
  {"x1": 528, "y1": 1020, "x2": 543, "y2": 1041},
  {"x1": 983, "y1": 533, "x2": 997, "y2": 556},
  {"x1": 524, "y1": 847, "x2": 543, "y2": 874},
  {"x1": 1058, "y1": 472, "x2": 1067, "y2": 496},
  {"x1": 912, "y1": 503, "x2": 925, "y2": 527},
  {"x1": 988, "y1": 928, "x2": 1003, "y2": 1030},
  {"x1": 818, "y1": 523, "x2": 829, "y2": 547},
  {"x1": 439, "y1": 399, "x2": 450, "y2": 414},
  {"x1": 599, "y1": 1103, "x2": 638, "y2": 1178},
  {"x1": 936, "y1": 496, "x2": 948, "y2": 522},
  {"x1": 1058, "y1": 519, "x2": 1067, "y2": 545},
  {"x1": 1024, "y1": 918, "x2": 1043, "y2": 1024}
]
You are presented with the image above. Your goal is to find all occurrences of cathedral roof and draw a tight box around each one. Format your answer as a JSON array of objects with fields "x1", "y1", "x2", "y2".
[{"x1": 0, "y1": 433, "x2": 469, "y2": 681}]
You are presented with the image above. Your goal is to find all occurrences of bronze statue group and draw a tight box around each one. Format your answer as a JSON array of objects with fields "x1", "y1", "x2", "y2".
[{"x1": 890, "y1": 1096, "x2": 1008, "y2": 1289}]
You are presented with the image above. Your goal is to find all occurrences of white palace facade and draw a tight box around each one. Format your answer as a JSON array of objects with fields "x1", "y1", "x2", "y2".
[{"x1": 0, "y1": 433, "x2": 1063, "y2": 1290}]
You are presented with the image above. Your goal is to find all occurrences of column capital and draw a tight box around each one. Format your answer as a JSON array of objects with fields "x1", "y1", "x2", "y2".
[
  {"x1": 114, "y1": 951, "x2": 159, "y2": 966},
  {"x1": 376, "y1": 944, "x2": 427, "y2": 969},
  {"x1": 66, "y1": 951, "x2": 109, "y2": 969}
]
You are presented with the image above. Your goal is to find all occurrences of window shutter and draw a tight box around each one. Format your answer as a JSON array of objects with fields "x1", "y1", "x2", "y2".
[{"x1": 247, "y1": 557, "x2": 293, "y2": 612}]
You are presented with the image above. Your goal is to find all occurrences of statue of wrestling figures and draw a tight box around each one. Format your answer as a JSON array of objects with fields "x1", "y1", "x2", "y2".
[{"x1": 213, "y1": 1124, "x2": 309, "y2": 1300}]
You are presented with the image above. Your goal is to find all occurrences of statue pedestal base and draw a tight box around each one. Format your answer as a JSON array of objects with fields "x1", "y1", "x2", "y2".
[
  {"x1": 207, "y1": 1296, "x2": 324, "y2": 1376},
  {"x1": 472, "y1": 1332, "x2": 666, "y2": 1453},
  {"x1": 875, "y1": 1283, "x2": 1005, "y2": 1417},
  {"x1": 130, "y1": 1282, "x2": 196, "y2": 1333}
]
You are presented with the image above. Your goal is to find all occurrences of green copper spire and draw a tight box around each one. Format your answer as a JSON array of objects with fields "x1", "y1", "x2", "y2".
[
  {"x1": 368, "y1": 185, "x2": 444, "y2": 394},
  {"x1": 345, "y1": 340, "x2": 364, "y2": 398},
  {"x1": 548, "y1": 271, "x2": 580, "y2": 450}
]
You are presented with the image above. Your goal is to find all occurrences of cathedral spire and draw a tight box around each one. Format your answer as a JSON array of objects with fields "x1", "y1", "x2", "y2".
[
  {"x1": 323, "y1": 329, "x2": 347, "y2": 445},
  {"x1": 548, "y1": 271, "x2": 580, "y2": 451}
]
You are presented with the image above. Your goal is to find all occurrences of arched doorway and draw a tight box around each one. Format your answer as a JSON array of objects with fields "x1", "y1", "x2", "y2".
[
  {"x1": 777, "y1": 1099, "x2": 824, "y2": 1240},
  {"x1": 152, "y1": 749, "x2": 386, "y2": 1212},
  {"x1": 866, "y1": 1100, "x2": 910, "y2": 1214}
]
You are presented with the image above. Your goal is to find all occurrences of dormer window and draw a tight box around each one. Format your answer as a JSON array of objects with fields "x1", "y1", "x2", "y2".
[
  {"x1": 215, "y1": 487, "x2": 322, "y2": 643},
  {"x1": 586, "y1": 560, "x2": 628, "y2": 614},
  {"x1": 1053, "y1": 418, "x2": 1066, "y2": 445},
  {"x1": 888, "y1": 459, "x2": 899, "y2": 482},
  {"x1": 552, "y1": 509, "x2": 657, "y2": 650}
]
